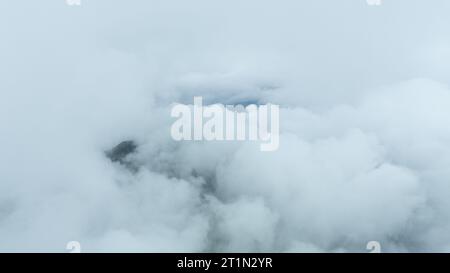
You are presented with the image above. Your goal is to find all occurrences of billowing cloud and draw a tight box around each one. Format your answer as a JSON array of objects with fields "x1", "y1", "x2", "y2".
[{"x1": 1, "y1": 0, "x2": 450, "y2": 252}]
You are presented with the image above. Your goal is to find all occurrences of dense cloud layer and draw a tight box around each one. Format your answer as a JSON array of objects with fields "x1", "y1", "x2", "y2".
[{"x1": 1, "y1": 0, "x2": 450, "y2": 252}]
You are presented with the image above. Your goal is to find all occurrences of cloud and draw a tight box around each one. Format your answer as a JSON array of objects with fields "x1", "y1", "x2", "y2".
[{"x1": 1, "y1": 0, "x2": 450, "y2": 252}]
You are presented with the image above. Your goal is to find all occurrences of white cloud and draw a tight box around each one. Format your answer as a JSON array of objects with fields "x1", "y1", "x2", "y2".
[{"x1": 1, "y1": 0, "x2": 450, "y2": 252}]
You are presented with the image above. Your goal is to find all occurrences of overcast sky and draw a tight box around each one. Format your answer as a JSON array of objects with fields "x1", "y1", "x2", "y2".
[{"x1": 1, "y1": 0, "x2": 450, "y2": 252}]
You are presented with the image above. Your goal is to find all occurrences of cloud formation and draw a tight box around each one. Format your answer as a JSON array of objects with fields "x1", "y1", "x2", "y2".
[{"x1": 1, "y1": 0, "x2": 450, "y2": 252}]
